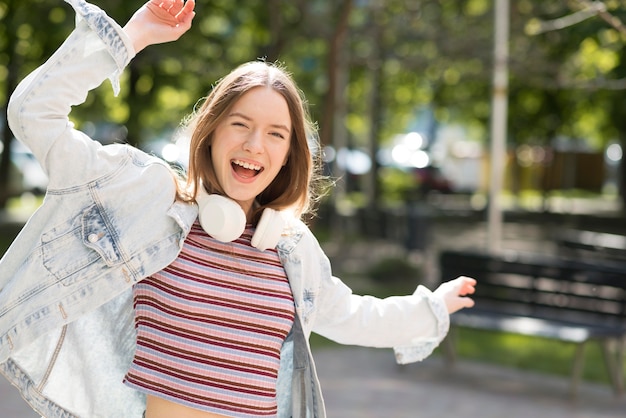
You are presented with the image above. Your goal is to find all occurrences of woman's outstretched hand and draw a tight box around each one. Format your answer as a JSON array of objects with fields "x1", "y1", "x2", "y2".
[
  {"x1": 434, "y1": 276, "x2": 477, "y2": 314},
  {"x1": 123, "y1": 0, "x2": 196, "y2": 53}
]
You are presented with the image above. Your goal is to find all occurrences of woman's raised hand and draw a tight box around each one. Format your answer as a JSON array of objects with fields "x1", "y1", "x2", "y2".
[{"x1": 123, "y1": 0, "x2": 196, "y2": 53}]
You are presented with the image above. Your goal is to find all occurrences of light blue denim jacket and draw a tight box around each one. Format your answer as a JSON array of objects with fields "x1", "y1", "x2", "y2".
[{"x1": 0, "y1": 1, "x2": 449, "y2": 417}]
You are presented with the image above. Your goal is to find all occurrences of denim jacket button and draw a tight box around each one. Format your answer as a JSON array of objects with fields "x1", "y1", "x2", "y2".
[{"x1": 88, "y1": 233, "x2": 99, "y2": 243}]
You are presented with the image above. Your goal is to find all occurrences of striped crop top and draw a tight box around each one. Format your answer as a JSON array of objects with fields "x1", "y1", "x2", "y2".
[{"x1": 124, "y1": 220, "x2": 295, "y2": 417}]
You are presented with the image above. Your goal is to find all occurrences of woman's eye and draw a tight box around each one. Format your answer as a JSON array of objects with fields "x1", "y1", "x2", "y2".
[
  {"x1": 232, "y1": 121, "x2": 247, "y2": 128},
  {"x1": 270, "y1": 132, "x2": 286, "y2": 139}
]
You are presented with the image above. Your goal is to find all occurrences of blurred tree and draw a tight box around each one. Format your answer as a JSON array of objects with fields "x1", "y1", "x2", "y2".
[
  {"x1": 1, "y1": 0, "x2": 626, "y2": 215},
  {"x1": 341, "y1": 0, "x2": 626, "y2": 212},
  {"x1": 510, "y1": 1, "x2": 626, "y2": 211}
]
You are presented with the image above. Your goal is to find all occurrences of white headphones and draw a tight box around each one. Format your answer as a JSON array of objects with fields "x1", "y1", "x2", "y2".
[{"x1": 195, "y1": 185, "x2": 286, "y2": 251}]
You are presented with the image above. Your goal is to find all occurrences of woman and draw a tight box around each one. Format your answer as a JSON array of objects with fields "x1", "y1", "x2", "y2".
[{"x1": 0, "y1": 1, "x2": 476, "y2": 417}]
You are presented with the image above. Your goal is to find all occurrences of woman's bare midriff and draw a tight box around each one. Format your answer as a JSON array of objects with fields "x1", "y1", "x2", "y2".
[{"x1": 145, "y1": 395, "x2": 231, "y2": 418}]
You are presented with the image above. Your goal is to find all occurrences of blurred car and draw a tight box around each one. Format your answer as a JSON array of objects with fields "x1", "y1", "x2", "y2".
[
  {"x1": 413, "y1": 165, "x2": 453, "y2": 195},
  {"x1": 1, "y1": 140, "x2": 48, "y2": 196}
]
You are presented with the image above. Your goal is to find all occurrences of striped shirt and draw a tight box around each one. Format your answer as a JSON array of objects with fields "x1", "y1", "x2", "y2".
[{"x1": 124, "y1": 220, "x2": 295, "y2": 416}]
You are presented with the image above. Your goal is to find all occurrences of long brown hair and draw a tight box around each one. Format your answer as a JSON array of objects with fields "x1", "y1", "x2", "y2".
[{"x1": 180, "y1": 61, "x2": 322, "y2": 222}]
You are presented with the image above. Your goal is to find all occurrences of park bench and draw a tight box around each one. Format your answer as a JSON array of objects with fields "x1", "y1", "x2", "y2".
[
  {"x1": 555, "y1": 229, "x2": 626, "y2": 261},
  {"x1": 439, "y1": 249, "x2": 626, "y2": 398}
]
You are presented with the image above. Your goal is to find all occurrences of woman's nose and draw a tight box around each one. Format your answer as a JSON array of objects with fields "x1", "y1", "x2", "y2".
[{"x1": 243, "y1": 130, "x2": 263, "y2": 153}]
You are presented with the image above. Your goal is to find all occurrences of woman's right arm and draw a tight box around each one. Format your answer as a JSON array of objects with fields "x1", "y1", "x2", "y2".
[
  {"x1": 7, "y1": 0, "x2": 194, "y2": 187},
  {"x1": 7, "y1": 1, "x2": 136, "y2": 186}
]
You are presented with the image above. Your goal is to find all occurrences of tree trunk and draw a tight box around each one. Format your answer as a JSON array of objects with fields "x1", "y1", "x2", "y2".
[
  {"x1": 365, "y1": 7, "x2": 384, "y2": 211},
  {"x1": 265, "y1": 0, "x2": 285, "y2": 62},
  {"x1": 319, "y1": 0, "x2": 354, "y2": 148},
  {"x1": 617, "y1": 131, "x2": 626, "y2": 218}
]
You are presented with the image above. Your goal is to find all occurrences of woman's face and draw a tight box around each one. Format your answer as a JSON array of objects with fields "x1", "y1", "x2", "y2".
[{"x1": 211, "y1": 86, "x2": 292, "y2": 217}]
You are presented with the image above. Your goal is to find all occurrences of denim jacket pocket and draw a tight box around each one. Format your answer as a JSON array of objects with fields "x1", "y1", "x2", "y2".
[{"x1": 42, "y1": 204, "x2": 123, "y2": 286}]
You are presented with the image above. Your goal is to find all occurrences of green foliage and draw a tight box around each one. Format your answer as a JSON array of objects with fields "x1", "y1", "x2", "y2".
[
  {"x1": 2, "y1": 0, "x2": 626, "y2": 208},
  {"x1": 0, "y1": 233, "x2": 12, "y2": 257},
  {"x1": 2, "y1": 0, "x2": 624, "y2": 149}
]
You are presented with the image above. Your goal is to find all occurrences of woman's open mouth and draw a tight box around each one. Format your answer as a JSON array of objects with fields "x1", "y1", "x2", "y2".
[{"x1": 232, "y1": 159, "x2": 263, "y2": 179}]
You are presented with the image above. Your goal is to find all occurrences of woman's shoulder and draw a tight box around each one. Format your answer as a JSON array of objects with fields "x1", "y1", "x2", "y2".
[
  {"x1": 284, "y1": 216, "x2": 314, "y2": 239},
  {"x1": 278, "y1": 216, "x2": 327, "y2": 255}
]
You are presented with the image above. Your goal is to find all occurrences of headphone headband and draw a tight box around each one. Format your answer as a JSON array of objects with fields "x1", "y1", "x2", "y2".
[{"x1": 195, "y1": 186, "x2": 285, "y2": 251}]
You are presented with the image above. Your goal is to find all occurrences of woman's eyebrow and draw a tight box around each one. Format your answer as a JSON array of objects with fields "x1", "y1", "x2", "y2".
[{"x1": 271, "y1": 123, "x2": 291, "y2": 134}]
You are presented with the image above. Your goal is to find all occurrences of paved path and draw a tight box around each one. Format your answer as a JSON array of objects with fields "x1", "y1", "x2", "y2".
[
  {"x1": 314, "y1": 347, "x2": 626, "y2": 418},
  {"x1": 3, "y1": 346, "x2": 624, "y2": 417},
  {"x1": 0, "y1": 374, "x2": 38, "y2": 418}
]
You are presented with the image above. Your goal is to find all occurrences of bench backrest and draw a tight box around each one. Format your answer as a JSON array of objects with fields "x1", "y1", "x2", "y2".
[
  {"x1": 439, "y1": 250, "x2": 626, "y2": 329},
  {"x1": 557, "y1": 229, "x2": 626, "y2": 261}
]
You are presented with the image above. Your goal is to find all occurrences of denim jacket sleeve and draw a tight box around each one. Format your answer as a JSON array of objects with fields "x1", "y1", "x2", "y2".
[
  {"x1": 7, "y1": 0, "x2": 136, "y2": 189},
  {"x1": 0, "y1": 5, "x2": 193, "y2": 415},
  {"x1": 1, "y1": 0, "x2": 194, "y2": 362},
  {"x1": 314, "y1": 276, "x2": 449, "y2": 363},
  {"x1": 292, "y1": 225, "x2": 450, "y2": 364}
]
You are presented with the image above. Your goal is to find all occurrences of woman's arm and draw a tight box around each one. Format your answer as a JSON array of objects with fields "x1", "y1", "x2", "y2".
[
  {"x1": 6, "y1": 0, "x2": 195, "y2": 187},
  {"x1": 123, "y1": 0, "x2": 195, "y2": 53},
  {"x1": 309, "y1": 237, "x2": 475, "y2": 361}
]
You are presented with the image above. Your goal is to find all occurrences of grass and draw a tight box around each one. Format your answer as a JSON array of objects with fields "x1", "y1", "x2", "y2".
[{"x1": 449, "y1": 328, "x2": 621, "y2": 385}]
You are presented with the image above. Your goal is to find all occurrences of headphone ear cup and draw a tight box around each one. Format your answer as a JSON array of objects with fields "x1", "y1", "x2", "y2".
[
  {"x1": 251, "y1": 208, "x2": 286, "y2": 251},
  {"x1": 197, "y1": 192, "x2": 246, "y2": 242}
]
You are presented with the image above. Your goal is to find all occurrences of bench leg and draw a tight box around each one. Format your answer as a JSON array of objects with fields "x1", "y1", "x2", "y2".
[
  {"x1": 618, "y1": 337, "x2": 625, "y2": 396},
  {"x1": 570, "y1": 341, "x2": 587, "y2": 399},
  {"x1": 443, "y1": 326, "x2": 458, "y2": 367},
  {"x1": 600, "y1": 338, "x2": 625, "y2": 397}
]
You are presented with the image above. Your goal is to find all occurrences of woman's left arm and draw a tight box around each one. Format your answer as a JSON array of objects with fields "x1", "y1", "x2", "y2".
[
  {"x1": 310, "y1": 243, "x2": 475, "y2": 362},
  {"x1": 313, "y1": 275, "x2": 448, "y2": 349}
]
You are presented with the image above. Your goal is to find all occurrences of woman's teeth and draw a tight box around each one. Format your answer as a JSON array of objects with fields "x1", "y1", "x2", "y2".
[{"x1": 233, "y1": 160, "x2": 261, "y2": 171}]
